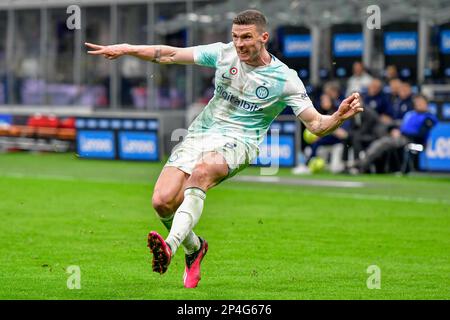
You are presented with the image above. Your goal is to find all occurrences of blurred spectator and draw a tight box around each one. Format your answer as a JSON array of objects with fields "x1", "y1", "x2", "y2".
[
  {"x1": 364, "y1": 78, "x2": 393, "y2": 124},
  {"x1": 384, "y1": 65, "x2": 399, "y2": 82},
  {"x1": 322, "y1": 80, "x2": 343, "y2": 108},
  {"x1": 303, "y1": 94, "x2": 349, "y2": 173},
  {"x1": 316, "y1": 93, "x2": 336, "y2": 115},
  {"x1": 343, "y1": 107, "x2": 381, "y2": 165},
  {"x1": 391, "y1": 82, "x2": 414, "y2": 122},
  {"x1": 352, "y1": 94, "x2": 438, "y2": 173},
  {"x1": 387, "y1": 78, "x2": 402, "y2": 104},
  {"x1": 120, "y1": 56, "x2": 146, "y2": 108},
  {"x1": 345, "y1": 61, "x2": 373, "y2": 96}
]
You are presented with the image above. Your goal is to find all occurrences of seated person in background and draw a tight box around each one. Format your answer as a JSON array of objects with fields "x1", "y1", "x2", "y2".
[
  {"x1": 387, "y1": 78, "x2": 402, "y2": 105},
  {"x1": 323, "y1": 80, "x2": 344, "y2": 108},
  {"x1": 391, "y1": 81, "x2": 414, "y2": 122},
  {"x1": 352, "y1": 94, "x2": 438, "y2": 173},
  {"x1": 346, "y1": 61, "x2": 373, "y2": 96},
  {"x1": 342, "y1": 106, "x2": 381, "y2": 165},
  {"x1": 384, "y1": 64, "x2": 399, "y2": 82},
  {"x1": 305, "y1": 94, "x2": 349, "y2": 173},
  {"x1": 364, "y1": 78, "x2": 393, "y2": 125}
]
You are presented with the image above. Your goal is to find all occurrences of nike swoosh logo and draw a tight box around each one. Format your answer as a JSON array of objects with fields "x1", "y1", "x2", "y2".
[{"x1": 221, "y1": 73, "x2": 232, "y2": 80}]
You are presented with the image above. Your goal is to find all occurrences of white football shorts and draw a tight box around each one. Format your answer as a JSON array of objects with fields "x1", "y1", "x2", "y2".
[{"x1": 164, "y1": 134, "x2": 258, "y2": 179}]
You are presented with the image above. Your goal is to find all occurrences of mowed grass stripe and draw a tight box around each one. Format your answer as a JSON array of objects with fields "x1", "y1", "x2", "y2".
[
  {"x1": 0, "y1": 170, "x2": 449, "y2": 299},
  {"x1": 1, "y1": 171, "x2": 449, "y2": 206}
]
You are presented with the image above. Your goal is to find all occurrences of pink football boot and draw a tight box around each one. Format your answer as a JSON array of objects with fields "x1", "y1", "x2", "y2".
[
  {"x1": 147, "y1": 231, "x2": 172, "y2": 274},
  {"x1": 183, "y1": 237, "x2": 208, "y2": 288}
]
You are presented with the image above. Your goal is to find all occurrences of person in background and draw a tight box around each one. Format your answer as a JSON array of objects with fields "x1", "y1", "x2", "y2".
[
  {"x1": 387, "y1": 78, "x2": 402, "y2": 105},
  {"x1": 391, "y1": 82, "x2": 414, "y2": 122},
  {"x1": 342, "y1": 106, "x2": 381, "y2": 167},
  {"x1": 351, "y1": 94, "x2": 437, "y2": 174},
  {"x1": 346, "y1": 61, "x2": 373, "y2": 96},
  {"x1": 303, "y1": 94, "x2": 349, "y2": 173},
  {"x1": 364, "y1": 78, "x2": 393, "y2": 125},
  {"x1": 323, "y1": 80, "x2": 344, "y2": 108},
  {"x1": 384, "y1": 64, "x2": 399, "y2": 82}
]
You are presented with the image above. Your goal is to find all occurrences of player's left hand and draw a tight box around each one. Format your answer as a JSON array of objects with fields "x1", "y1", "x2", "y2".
[
  {"x1": 85, "y1": 42, "x2": 129, "y2": 60},
  {"x1": 336, "y1": 92, "x2": 364, "y2": 121}
]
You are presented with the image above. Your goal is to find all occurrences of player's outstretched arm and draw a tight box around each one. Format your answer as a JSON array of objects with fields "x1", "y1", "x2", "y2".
[
  {"x1": 298, "y1": 92, "x2": 363, "y2": 137},
  {"x1": 85, "y1": 42, "x2": 195, "y2": 65}
]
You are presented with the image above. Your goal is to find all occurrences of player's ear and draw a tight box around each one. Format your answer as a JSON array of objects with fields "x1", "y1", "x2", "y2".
[{"x1": 261, "y1": 31, "x2": 269, "y2": 44}]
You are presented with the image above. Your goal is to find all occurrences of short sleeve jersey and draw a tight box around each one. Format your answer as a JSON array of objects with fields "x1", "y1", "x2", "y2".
[{"x1": 190, "y1": 41, "x2": 313, "y2": 149}]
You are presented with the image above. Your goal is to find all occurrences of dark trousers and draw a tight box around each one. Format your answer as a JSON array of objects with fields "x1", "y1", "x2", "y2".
[{"x1": 359, "y1": 135, "x2": 410, "y2": 171}]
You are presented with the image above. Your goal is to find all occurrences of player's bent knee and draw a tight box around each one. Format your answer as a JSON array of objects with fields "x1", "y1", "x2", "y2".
[{"x1": 152, "y1": 191, "x2": 176, "y2": 217}]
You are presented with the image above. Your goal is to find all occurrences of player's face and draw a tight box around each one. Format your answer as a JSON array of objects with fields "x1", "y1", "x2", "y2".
[{"x1": 231, "y1": 24, "x2": 268, "y2": 65}]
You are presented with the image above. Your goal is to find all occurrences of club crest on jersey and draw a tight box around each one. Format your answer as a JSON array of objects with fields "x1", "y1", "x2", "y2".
[
  {"x1": 256, "y1": 86, "x2": 269, "y2": 99},
  {"x1": 230, "y1": 67, "x2": 238, "y2": 75}
]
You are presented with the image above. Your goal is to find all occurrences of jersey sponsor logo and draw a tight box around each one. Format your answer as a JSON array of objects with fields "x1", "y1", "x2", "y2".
[
  {"x1": 255, "y1": 86, "x2": 269, "y2": 99},
  {"x1": 216, "y1": 85, "x2": 261, "y2": 112}
]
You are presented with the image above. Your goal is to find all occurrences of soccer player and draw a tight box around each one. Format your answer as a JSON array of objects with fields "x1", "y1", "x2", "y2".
[{"x1": 86, "y1": 9, "x2": 363, "y2": 288}]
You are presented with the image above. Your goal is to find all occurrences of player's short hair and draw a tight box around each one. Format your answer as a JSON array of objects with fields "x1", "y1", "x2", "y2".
[{"x1": 233, "y1": 10, "x2": 267, "y2": 32}]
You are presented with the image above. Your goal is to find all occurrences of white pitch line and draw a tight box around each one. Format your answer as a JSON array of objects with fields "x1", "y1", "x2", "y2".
[
  {"x1": 0, "y1": 172, "x2": 149, "y2": 185},
  {"x1": 2, "y1": 172, "x2": 448, "y2": 206},
  {"x1": 232, "y1": 175, "x2": 450, "y2": 205},
  {"x1": 235, "y1": 175, "x2": 366, "y2": 188},
  {"x1": 319, "y1": 191, "x2": 450, "y2": 206},
  {"x1": 3, "y1": 172, "x2": 77, "y2": 181}
]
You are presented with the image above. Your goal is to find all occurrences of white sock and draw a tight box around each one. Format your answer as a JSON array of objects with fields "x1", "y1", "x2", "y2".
[
  {"x1": 165, "y1": 187, "x2": 206, "y2": 256},
  {"x1": 159, "y1": 215, "x2": 200, "y2": 255}
]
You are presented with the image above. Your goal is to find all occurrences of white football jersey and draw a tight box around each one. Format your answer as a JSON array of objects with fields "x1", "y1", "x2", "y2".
[{"x1": 190, "y1": 41, "x2": 313, "y2": 150}]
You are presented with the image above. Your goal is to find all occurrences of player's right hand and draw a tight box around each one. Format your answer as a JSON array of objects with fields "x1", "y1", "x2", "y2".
[
  {"x1": 336, "y1": 92, "x2": 364, "y2": 121},
  {"x1": 85, "y1": 42, "x2": 129, "y2": 60}
]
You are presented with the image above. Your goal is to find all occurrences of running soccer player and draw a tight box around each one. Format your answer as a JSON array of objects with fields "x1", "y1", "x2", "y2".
[{"x1": 86, "y1": 9, "x2": 363, "y2": 288}]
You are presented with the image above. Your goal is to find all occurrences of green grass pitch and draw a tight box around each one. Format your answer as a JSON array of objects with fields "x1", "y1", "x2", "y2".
[{"x1": 0, "y1": 153, "x2": 448, "y2": 299}]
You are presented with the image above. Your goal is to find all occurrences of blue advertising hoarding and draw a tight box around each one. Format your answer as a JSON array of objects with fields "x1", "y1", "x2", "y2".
[
  {"x1": 118, "y1": 131, "x2": 159, "y2": 161},
  {"x1": 76, "y1": 117, "x2": 160, "y2": 161},
  {"x1": 333, "y1": 33, "x2": 364, "y2": 57},
  {"x1": 77, "y1": 130, "x2": 115, "y2": 159},
  {"x1": 442, "y1": 103, "x2": 450, "y2": 120},
  {"x1": 440, "y1": 30, "x2": 450, "y2": 54},
  {"x1": 0, "y1": 114, "x2": 12, "y2": 126},
  {"x1": 254, "y1": 134, "x2": 296, "y2": 167},
  {"x1": 420, "y1": 124, "x2": 450, "y2": 172},
  {"x1": 384, "y1": 32, "x2": 418, "y2": 55},
  {"x1": 283, "y1": 35, "x2": 312, "y2": 58}
]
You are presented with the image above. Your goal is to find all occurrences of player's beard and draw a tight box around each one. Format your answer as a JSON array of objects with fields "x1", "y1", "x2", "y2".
[{"x1": 238, "y1": 46, "x2": 263, "y2": 66}]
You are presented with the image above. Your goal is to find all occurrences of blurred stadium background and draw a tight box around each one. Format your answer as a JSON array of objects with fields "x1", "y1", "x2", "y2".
[{"x1": 0, "y1": 0, "x2": 449, "y2": 300}]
